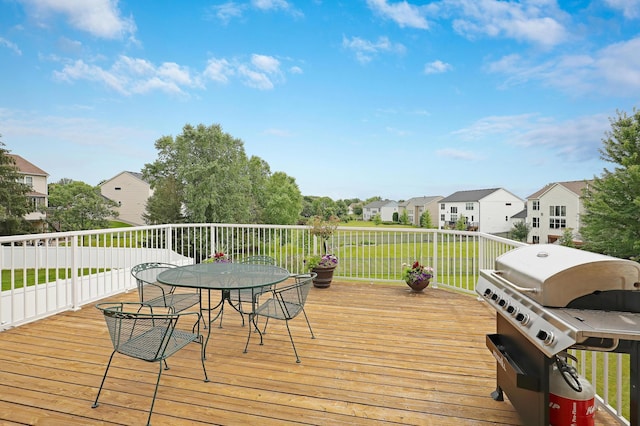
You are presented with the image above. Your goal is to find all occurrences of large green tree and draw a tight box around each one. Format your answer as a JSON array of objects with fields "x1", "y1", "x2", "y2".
[
  {"x1": 47, "y1": 180, "x2": 119, "y2": 231},
  {"x1": 142, "y1": 175, "x2": 184, "y2": 225},
  {"x1": 143, "y1": 124, "x2": 254, "y2": 224},
  {"x1": 0, "y1": 139, "x2": 33, "y2": 235},
  {"x1": 582, "y1": 108, "x2": 640, "y2": 258},
  {"x1": 262, "y1": 172, "x2": 303, "y2": 224}
]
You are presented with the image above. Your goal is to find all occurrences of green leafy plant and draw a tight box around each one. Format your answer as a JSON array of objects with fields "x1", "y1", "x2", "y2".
[
  {"x1": 401, "y1": 261, "x2": 433, "y2": 284},
  {"x1": 305, "y1": 253, "x2": 339, "y2": 270}
]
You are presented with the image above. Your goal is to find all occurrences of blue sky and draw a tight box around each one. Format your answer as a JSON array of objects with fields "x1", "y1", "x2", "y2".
[{"x1": 1, "y1": 0, "x2": 639, "y2": 201}]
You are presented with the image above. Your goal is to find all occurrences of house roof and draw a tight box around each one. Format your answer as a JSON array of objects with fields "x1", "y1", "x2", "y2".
[
  {"x1": 398, "y1": 196, "x2": 442, "y2": 207},
  {"x1": 440, "y1": 188, "x2": 501, "y2": 203},
  {"x1": 100, "y1": 171, "x2": 148, "y2": 185},
  {"x1": 8, "y1": 154, "x2": 48, "y2": 176},
  {"x1": 364, "y1": 200, "x2": 396, "y2": 208},
  {"x1": 527, "y1": 180, "x2": 593, "y2": 199},
  {"x1": 512, "y1": 208, "x2": 527, "y2": 219}
]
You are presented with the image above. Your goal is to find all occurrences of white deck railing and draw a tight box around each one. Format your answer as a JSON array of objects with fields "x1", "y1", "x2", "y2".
[{"x1": 0, "y1": 223, "x2": 629, "y2": 424}]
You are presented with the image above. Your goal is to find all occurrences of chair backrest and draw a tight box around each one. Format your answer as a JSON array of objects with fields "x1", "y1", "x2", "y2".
[
  {"x1": 131, "y1": 262, "x2": 177, "y2": 302},
  {"x1": 274, "y1": 273, "x2": 316, "y2": 319},
  {"x1": 96, "y1": 302, "x2": 193, "y2": 362},
  {"x1": 239, "y1": 255, "x2": 276, "y2": 265}
]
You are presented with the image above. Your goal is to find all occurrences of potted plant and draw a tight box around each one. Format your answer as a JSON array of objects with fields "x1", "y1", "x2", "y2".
[
  {"x1": 402, "y1": 261, "x2": 433, "y2": 292},
  {"x1": 306, "y1": 215, "x2": 339, "y2": 288}
]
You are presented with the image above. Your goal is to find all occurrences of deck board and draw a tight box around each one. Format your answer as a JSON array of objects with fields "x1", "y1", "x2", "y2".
[{"x1": 0, "y1": 281, "x2": 621, "y2": 425}]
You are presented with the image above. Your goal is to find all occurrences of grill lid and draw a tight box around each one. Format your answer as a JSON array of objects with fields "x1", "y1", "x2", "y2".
[{"x1": 494, "y1": 244, "x2": 640, "y2": 307}]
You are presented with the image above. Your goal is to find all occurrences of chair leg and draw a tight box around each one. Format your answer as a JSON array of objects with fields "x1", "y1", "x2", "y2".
[
  {"x1": 301, "y1": 308, "x2": 315, "y2": 339},
  {"x1": 243, "y1": 313, "x2": 263, "y2": 354},
  {"x1": 146, "y1": 360, "x2": 165, "y2": 426},
  {"x1": 284, "y1": 320, "x2": 301, "y2": 363},
  {"x1": 92, "y1": 351, "x2": 116, "y2": 409}
]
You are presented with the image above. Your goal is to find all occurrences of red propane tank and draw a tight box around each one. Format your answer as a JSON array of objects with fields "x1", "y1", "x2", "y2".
[{"x1": 549, "y1": 356, "x2": 596, "y2": 426}]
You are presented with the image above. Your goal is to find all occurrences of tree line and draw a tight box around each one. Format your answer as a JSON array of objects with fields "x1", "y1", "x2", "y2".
[{"x1": 2, "y1": 109, "x2": 639, "y2": 260}]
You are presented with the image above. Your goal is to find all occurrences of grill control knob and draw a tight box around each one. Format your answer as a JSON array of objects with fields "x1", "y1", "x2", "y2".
[
  {"x1": 483, "y1": 288, "x2": 492, "y2": 297},
  {"x1": 498, "y1": 299, "x2": 506, "y2": 307},
  {"x1": 506, "y1": 305, "x2": 517, "y2": 316},
  {"x1": 515, "y1": 313, "x2": 530, "y2": 325},
  {"x1": 536, "y1": 330, "x2": 555, "y2": 346},
  {"x1": 491, "y1": 293, "x2": 499, "y2": 301}
]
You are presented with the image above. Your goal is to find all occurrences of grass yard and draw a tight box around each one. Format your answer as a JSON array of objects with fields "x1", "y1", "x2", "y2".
[{"x1": 1, "y1": 268, "x2": 108, "y2": 291}]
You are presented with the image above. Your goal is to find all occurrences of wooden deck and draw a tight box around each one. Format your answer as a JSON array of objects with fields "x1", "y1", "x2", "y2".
[{"x1": 0, "y1": 281, "x2": 621, "y2": 425}]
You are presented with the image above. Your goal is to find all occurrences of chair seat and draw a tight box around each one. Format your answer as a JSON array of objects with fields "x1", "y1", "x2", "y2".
[{"x1": 117, "y1": 326, "x2": 199, "y2": 361}]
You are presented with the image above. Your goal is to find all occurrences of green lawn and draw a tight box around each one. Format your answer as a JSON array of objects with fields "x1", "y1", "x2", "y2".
[{"x1": 1, "y1": 268, "x2": 108, "y2": 291}]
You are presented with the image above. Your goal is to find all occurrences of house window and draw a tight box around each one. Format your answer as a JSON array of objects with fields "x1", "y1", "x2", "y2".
[
  {"x1": 450, "y1": 207, "x2": 458, "y2": 214},
  {"x1": 440, "y1": 214, "x2": 445, "y2": 221},
  {"x1": 549, "y1": 205, "x2": 566, "y2": 216},
  {"x1": 440, "y1": 204, "x2": 445, "y2": 210},
  {"x1": 532, "y1": 200, "x2": 540, "y2": 211},
  {"x1": 450, "y1": 214, "x2": 458, "y2": 222},
  {"x1": 550, "y1": 218, "x2": 566, "y2": 229},
  {"x1": 532, "y1": 218, "x2": 539, "y2": 228},
  {"x1": 533, "y1": 236, "x2": 540, "y2": 244},
  {"x1": 465, "y1": 202, "x2": 474, "y2": 210}
]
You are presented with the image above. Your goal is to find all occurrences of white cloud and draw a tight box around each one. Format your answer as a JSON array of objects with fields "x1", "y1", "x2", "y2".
[
  {"x1": 486, "y1": 37, "x2": 640, "y2": 96},
  {"x1": 238, "y1": 64, "x2": 274, "y2": 90},
  {"x1": 453, "y1": 113, "x2": 609, "y2": 162},
  {"x1": 251, "y1": 54, "x2": 281, "y2": 74},
  {"x1": 203, "y1": 58, "x2": 235, "y2": 84},
  {"x1": 424, "y1": 60, "x2": 452, "y2": 74},
  {"x1": 206, "y1": 2, "x2": 246, "y2": 24},
  {"x1": 604, "y1": 0, "x2": 640, "y2": 19},
  {"x1": 0, "y1": 37, "x2": 22, "y2": 55},
  {"x1": 342, "y1": 35, "x2": 406, "y2": 64},
  {"x1": 252, "y1": 0, "x2": 303, "y2": 17},
  {"x1": 18, "y1": 0, "x2": 136, "y2": 40},
  {"x1": 366, "y1": 0, "x2": 430, "y2": 29},
  {"x1": 53, "y1": 55, "x2": 201, "y2": 96},
  {"x1": 289, "y1": 66, "x2": 303, "y2": 74},
  {"x1": 448, "y1": 0, "x2": 569, "y2": 47}
]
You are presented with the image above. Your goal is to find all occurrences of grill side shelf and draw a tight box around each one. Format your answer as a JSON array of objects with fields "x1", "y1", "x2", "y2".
[{"x1": 486, "y1": 334, "x2": 540, "y2": 392}]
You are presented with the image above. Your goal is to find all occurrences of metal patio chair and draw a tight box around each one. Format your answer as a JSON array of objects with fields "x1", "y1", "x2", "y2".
[
  {"x1": 131, "y1": 262, "x2": 200, "y2": 314},
  {"x1": 220, "y1": 255, "x2": 277, "y2": 327},
  {"x1": 244, "y1": 272, "x2": 316, "y2": 363},
  {"x1": 92, "y1": 302, "x2": 207, "y2": 426}
]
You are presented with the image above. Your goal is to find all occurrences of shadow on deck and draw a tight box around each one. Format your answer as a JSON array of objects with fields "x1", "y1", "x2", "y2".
[{"x1": 0, "y1": 280, "x2": 620, "y2": 425}]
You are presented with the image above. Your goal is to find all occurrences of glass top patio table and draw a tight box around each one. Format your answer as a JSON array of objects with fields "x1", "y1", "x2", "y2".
[
  {"x1": 157, "y1": 262, "x2": 290, "y2": 291},
  {"x1": 157, "y1": 262, "x2": 290, "y2": 362}
]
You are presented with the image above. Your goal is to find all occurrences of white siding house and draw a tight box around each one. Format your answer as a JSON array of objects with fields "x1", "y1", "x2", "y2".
[
  {"x1": 526, "y1": 180, "x2": 591, "y2": 244},
  {"x1": 362, "y1": 200, "x2": 398, "y2": 222},
  {"x1": 438, "y1": 188, "x2": 525, "y2": 234},
  {"x1": 100, "y1": 171, "x2": 152, "y2": 226},
  {"x1": 9, "y1": 154, "x2": 48, "y2": 232}
]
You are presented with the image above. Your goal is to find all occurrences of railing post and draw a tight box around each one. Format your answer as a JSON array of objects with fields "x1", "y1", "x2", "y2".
[
  {"x1": 71, "y1": 234, "x2": 80, "y2": 311},
  {"x1": 166, "y1": 225, "x2": 173, "y2": 263},
  {"x1": 432, "y1": 230, "x2": 439, "y2": 288}
]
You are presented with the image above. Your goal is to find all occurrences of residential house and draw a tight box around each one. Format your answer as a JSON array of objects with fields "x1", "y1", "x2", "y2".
[
  {"x1": 398, "y1": 196, "x2": 443, "y2": 226},
  {"x1": 362, "y1": 200, "x2": 398, "y2": 222},
  {"x1": 99, "y1": 171, "x2": 152, "y2": 226},
  {"x1": 438, "y1": 188, "x2": 525, "y2": 235},
  {"x1": 526, "y1": 180, "x2": 592, "y2": 244},
  {"x1": 9, "y1": 154, "x2": 48, "y2": 232}
]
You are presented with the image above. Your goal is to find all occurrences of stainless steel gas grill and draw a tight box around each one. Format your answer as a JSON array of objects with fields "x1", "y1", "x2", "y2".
[{"x1": 477, "y1": 244, "x2": 640, "y2": 426}]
